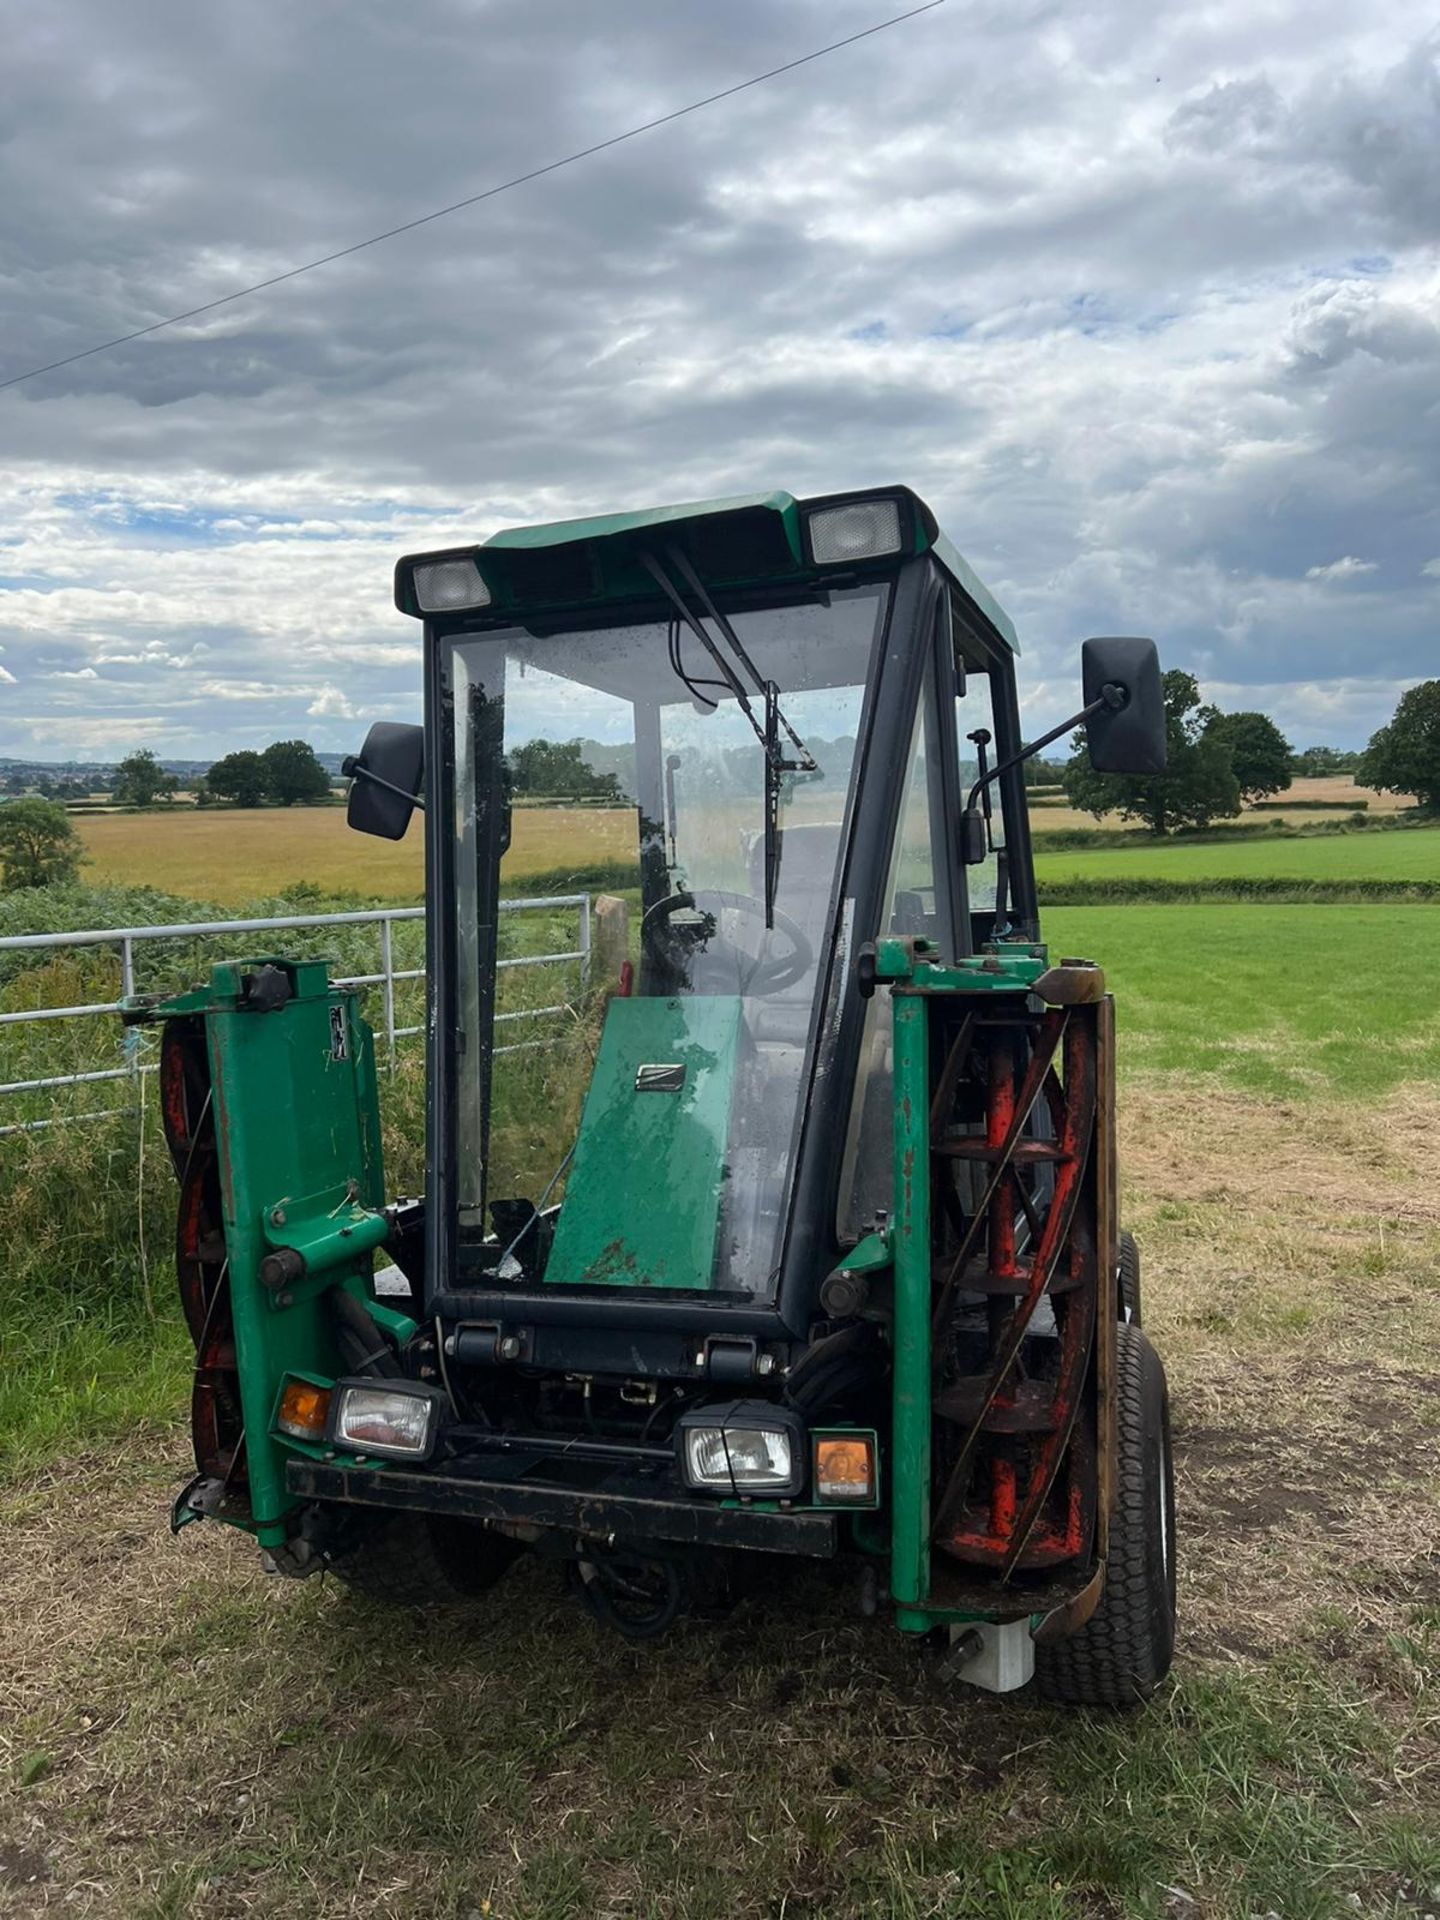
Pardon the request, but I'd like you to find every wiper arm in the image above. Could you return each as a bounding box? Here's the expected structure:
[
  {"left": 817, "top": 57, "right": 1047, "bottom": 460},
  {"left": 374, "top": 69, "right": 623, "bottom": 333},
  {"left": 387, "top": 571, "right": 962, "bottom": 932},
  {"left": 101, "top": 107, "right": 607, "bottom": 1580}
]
[
  {"left": 641, "top": 548, "right": 817, "bottom": 928},
  {"left": 666, "top": 547, "right": 816, "bottom": 777},
  {"left": 641, "top": 552, "right": 766, "bottom": 745}
]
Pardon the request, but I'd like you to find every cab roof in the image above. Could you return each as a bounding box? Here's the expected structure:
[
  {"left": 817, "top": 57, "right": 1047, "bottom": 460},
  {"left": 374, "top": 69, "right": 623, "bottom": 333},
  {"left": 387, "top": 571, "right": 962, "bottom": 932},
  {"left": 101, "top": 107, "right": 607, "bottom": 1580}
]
[{"left": 398, "top": 485, "right": 1018, "bottom": 653}]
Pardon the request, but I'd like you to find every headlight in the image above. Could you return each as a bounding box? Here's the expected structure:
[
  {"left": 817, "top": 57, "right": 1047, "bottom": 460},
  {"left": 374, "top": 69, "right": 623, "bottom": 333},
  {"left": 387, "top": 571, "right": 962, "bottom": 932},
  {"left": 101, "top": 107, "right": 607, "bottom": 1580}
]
[
  {"left": 412, "top": 556, "right": 491, "bottom": 613},
  {"left": 327, "top": 1380, "right": 446, "bottom": 1462},
  {"left": 678, "top": 1401, "right": 804, "bottom": 1496},
  {"left": 806, "top": 497, "right": 903, "bottom": 565}
]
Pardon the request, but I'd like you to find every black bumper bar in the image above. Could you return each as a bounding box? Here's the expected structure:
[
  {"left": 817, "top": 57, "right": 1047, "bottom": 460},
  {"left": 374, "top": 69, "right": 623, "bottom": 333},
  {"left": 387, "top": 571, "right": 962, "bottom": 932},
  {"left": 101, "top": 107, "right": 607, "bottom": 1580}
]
[{"left": 286, "top": 1457, "right": 839, "bottom": 1558}]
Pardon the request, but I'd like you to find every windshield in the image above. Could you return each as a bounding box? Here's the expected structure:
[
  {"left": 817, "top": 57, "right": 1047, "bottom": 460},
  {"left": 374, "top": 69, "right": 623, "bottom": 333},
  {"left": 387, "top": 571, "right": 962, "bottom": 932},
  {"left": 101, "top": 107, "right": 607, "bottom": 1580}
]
[{"left": 445, "top": 583, "right": 890, "bottom": 1301}]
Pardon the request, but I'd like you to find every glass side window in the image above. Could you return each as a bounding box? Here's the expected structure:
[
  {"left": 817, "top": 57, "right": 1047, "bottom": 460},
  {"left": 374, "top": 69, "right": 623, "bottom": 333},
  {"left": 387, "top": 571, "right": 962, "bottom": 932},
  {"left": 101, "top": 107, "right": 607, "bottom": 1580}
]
[
  {"left": 956, "top": 665, "right": 1002, "bottom": 919},
  {"left": 836, "top": 681, "right": 944, "bottom": 1242},
  {"left": 886, "top": 701, "right": 939, "bottom": 942}
]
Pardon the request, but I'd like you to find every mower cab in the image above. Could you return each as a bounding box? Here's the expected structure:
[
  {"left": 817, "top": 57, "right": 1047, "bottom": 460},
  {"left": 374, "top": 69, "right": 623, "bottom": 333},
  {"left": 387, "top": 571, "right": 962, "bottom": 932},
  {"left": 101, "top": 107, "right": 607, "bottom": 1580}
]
[{"left": 133, "top": 485, "right": 1175, "bottom": 1703}]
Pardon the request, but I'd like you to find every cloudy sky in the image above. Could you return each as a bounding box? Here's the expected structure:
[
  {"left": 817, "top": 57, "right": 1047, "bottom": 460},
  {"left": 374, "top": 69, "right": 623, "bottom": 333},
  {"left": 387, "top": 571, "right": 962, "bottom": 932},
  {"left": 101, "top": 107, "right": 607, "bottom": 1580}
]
[{"left": 2, "top": 0, "right": 1437, "bottom": 761}]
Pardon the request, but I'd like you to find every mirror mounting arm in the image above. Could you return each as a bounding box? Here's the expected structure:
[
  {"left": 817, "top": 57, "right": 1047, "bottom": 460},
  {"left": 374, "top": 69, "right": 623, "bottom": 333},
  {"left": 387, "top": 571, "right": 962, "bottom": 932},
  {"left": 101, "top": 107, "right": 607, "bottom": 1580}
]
[
  {"left": 964, "top": 686, "right": 1121, "bottom": 818},
  {"left": 959, "top": 686, "right": 1125, "bottom": 867},
  {"left": 342, "top": 755, "right": 426, "bottom": 814}
]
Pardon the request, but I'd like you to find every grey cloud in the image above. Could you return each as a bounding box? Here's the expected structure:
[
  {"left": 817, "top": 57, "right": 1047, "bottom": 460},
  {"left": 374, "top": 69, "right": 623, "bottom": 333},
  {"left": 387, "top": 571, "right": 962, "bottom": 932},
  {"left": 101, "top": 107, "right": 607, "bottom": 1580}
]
[{"left": 1, "top": 1, "right": 1439, "bottom": 756}]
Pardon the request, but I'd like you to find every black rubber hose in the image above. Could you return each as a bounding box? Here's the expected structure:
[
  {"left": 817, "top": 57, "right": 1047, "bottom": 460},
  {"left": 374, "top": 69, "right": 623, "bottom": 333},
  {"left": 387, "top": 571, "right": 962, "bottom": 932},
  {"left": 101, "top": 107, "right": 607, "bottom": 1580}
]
[
  {"left": 330, "top": 1288, "right": 403, "bottom": 1378},
  {"left": 784, "top": 1323, "right": 882, "bottom": 1410}
]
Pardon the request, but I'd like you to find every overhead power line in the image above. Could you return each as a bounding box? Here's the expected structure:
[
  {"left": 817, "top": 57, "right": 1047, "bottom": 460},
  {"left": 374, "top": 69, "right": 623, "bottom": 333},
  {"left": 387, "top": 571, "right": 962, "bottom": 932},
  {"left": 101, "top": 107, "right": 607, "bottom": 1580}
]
[{"left": 1, "top": 1, "right": 946, "bottom": 396}]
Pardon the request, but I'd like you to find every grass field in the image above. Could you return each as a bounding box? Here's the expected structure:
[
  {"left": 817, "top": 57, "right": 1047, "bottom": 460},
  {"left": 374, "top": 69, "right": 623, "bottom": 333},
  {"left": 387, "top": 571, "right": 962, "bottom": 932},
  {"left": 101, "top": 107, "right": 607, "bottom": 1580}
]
[
  {"left": 1036, "top": 823, "right": 1440, "bottom": 886},
  {"left": 1047, "top": 904, "right": 1440, "bottom": 1097},
  {"left": 3, "top": 862, "right": 1439, "bottom": 1910}
]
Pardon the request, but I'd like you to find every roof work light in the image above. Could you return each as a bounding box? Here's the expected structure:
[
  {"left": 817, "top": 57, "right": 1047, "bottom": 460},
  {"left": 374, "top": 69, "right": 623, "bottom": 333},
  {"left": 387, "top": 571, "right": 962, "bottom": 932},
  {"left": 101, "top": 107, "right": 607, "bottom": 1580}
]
[
  {"left": 412, "top": 555, "right": 491, "bottom": 613},
  {"left": 805, "top": 496, "right": 904, "bottom": 565}
]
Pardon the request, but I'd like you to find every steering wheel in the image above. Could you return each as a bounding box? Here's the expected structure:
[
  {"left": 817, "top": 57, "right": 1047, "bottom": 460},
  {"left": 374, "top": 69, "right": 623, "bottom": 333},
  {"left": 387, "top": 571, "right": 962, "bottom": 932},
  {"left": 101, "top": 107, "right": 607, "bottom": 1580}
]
[{"left": 641, "top": 889, "right": 813, "bottom": 996}]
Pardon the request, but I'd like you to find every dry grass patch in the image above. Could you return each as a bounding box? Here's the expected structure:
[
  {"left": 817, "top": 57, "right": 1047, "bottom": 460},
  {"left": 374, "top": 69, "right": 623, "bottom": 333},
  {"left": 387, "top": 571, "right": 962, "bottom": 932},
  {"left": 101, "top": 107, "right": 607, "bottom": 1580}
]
[{"left": 1122, "top": 1082, "right": 1440, "bottom": 1662}]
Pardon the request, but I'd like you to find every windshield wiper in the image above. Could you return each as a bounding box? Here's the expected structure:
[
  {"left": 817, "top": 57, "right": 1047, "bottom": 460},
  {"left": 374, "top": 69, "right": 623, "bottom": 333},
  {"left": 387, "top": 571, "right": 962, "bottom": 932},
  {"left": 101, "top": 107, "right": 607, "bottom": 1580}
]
[{"left": 641, "top": 549, "right": 816, "bottom": 926}]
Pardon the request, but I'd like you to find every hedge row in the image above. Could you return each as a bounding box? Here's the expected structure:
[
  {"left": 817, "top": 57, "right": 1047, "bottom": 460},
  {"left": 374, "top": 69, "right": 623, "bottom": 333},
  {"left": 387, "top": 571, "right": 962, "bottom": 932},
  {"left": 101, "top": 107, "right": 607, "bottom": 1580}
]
[{"left": 1251, "top": 798, "right": 1368, "bottom": 812}]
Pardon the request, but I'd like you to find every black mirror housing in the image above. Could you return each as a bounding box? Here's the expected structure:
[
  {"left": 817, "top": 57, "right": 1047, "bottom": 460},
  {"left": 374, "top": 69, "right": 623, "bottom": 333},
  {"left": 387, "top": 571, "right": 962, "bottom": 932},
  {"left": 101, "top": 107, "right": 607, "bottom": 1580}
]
[
  {"left": 1082, "top": 638, "right": 1166, "bottom": 775},
  {"left": 345, "top": 721, "right": 424, "bottom": 840},
  {"left": 959, "top": 808, "right": 989, "bottom": 866}
]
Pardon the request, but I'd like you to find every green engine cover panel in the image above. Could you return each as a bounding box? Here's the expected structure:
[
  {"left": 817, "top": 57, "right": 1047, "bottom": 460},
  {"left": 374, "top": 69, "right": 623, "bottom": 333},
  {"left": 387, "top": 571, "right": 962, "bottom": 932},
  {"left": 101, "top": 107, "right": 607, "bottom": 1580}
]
[{"left": 543, "top": 996, "right": 743, "bottom": 1290}]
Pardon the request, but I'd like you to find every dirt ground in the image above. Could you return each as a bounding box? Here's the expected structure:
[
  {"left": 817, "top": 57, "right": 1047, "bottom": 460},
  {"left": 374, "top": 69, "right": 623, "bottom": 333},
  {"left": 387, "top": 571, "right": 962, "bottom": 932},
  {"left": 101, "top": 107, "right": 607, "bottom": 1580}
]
[{"left": 2, "top": 1083, "right": 1438, "bottom": 1918}]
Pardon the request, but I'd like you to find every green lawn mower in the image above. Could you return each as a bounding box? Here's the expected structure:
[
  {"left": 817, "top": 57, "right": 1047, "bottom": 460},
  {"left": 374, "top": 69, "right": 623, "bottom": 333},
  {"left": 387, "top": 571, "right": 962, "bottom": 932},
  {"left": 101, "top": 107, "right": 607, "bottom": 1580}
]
[{"left": 128, "top": 485, "right": 1175, "bottom": 1704}]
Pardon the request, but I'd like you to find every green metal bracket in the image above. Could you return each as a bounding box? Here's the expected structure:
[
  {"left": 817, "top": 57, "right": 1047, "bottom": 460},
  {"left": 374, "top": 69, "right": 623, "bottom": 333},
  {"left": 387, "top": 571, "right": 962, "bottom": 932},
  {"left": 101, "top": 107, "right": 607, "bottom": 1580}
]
[
  {"left": 873, "top": 935, "right": 1049, "bottom": 995},
  {"left": 834, "top": 1228, "right": 893, "bottom": 1277}
]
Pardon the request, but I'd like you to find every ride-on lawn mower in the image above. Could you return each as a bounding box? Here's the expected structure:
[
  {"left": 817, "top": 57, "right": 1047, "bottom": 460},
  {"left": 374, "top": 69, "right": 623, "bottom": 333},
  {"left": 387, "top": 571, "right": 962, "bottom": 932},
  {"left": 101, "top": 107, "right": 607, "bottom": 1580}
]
[{"left": 127, "top": 486, "right": 1175, "bottom": 1704}]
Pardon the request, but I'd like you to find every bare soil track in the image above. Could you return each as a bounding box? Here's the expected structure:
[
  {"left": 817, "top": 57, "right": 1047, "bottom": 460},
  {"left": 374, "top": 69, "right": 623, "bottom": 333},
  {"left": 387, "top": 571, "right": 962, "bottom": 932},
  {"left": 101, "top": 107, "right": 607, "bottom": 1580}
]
[{"left": 2, "top": 1085, "right": 1438, "bottom": 1918}]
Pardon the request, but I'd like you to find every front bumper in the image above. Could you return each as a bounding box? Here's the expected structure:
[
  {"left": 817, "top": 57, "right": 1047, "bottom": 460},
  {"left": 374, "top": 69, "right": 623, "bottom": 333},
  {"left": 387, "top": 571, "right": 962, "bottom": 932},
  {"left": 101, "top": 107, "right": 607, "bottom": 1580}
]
[{"left": 285, "top": 1450, "right": 838, "bottom": 1557}]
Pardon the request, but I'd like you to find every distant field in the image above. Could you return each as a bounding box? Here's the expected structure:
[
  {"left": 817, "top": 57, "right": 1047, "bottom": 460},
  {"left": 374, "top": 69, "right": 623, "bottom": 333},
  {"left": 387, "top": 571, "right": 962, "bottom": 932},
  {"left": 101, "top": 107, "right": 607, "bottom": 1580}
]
[
  {"left": 72, "top": 787, "right": 1435, "bottom": 911},
  {"left": 1036, "top": 821, "right": 1439, "bottom": 885},
  {"left": 1026, "top": 774, "right": 1407, "bottom": 831},
  {"left": 74, "top": 805, "right": 637, "bottom": 903}
]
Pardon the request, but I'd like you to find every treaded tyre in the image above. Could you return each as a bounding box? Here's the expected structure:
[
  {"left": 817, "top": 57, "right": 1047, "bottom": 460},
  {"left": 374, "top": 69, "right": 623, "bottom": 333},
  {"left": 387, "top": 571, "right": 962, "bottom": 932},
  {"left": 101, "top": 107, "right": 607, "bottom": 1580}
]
[
  {"left": 1118, "top": 1229, "right": 1143, "bottom": 1326},
  {"left": 1035, "top": 1322, "right": 1175, "bottom": 1707},
  {"left": 325, "top": 1513, "right": 522, "bottom": 1606}
]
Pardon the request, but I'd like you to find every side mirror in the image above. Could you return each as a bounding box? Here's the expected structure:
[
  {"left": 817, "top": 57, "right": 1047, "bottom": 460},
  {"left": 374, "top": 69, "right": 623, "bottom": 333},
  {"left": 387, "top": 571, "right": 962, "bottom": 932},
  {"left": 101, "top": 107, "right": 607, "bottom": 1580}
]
[
  {"left": 1082, "top": 637, "right": 1166, "bottom": 775},
  {"left": 343, "top": 722, "right": 424, "bottom": 840}
]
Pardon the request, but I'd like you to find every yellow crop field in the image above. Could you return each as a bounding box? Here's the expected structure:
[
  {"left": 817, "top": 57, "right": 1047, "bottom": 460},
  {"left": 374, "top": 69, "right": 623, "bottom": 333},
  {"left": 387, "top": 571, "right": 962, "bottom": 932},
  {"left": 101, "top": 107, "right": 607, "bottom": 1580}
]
[
  {"left": 1026, "top": 774, "right": 1406, "bottom": 831},
  {"left": 75, "top": 805, "right": 636, "bottom": 904},
  {"left": 71, "top": 775, "right": 1412, "bottom": 903}
]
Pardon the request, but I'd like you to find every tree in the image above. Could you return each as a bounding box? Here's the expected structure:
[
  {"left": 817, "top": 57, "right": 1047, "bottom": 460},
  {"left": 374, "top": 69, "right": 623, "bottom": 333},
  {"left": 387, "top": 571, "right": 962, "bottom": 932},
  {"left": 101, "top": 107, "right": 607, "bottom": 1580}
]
[
  {"left": 114, "top": 748, "right": 177, "bottom": 808},
  {"left": 0, "top": 798, "right": 84, "bottom": 891},
  {"left": 207, "top": 749, "right": 269, "bottom": 809},
  {"left": 508, "top": 738, "right": 622, "bottom": 801},
  {"left": 1063, "top": 669, "right": 1241, "bottom": 834},
  {"left": 260, "top": 739, "right": 332, "bottom": 806},
  {"left": 1359, "top": 680, "right": 1440, "bottom": 812},
  {"left": 1199, "top": 708, "right": 1293, "bottom": 805},
  {"left": 1291, "top": 745, "right": 1359, "bottom": 779}
]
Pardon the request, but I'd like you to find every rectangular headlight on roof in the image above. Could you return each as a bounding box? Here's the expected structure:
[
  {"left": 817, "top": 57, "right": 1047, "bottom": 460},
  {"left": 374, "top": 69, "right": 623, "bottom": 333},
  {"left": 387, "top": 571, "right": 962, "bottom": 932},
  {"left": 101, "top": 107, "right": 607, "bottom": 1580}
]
[
  {"left": 412, "top": 556, "right": 491, "bottom": 613},
  {"left": 806, "top": 498, "right": 904, "bottom": 565}
]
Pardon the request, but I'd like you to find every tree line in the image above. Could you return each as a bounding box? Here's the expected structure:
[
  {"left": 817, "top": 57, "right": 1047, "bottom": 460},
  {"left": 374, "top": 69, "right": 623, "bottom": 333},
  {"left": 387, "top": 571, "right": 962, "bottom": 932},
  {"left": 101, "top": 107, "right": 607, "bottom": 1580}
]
[
  {"left": 1064, "top": 675, "right": 1440, "bottom": 833},
  {"left": 3, "top": 681, "right": 1437, "bottom": 892}
]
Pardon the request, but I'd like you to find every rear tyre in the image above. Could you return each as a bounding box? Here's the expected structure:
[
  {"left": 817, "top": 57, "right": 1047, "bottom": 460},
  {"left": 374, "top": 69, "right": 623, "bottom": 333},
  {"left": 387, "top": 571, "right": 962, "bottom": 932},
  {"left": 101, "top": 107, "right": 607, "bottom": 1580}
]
[
  {"left": 1034, "top": 1322, "right": 1175, "bottom": 1708},
  {"left": 325, "top": 1513, "right": 522, "bottom": 1606},
  {"left": 1117, "top": 1229, "right": 1142, "bottom": 1326}
]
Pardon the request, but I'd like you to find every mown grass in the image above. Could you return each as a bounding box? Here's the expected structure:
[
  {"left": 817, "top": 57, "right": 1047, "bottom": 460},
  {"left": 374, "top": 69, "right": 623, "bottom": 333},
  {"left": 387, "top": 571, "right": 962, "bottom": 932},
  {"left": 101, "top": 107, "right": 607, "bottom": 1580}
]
[
  {"left": 1035, "top": 822, "right": 1440, "bottom": 886},
  {"left": 1045, "top": 904, "right": 1440, "bottom": 1099}
]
